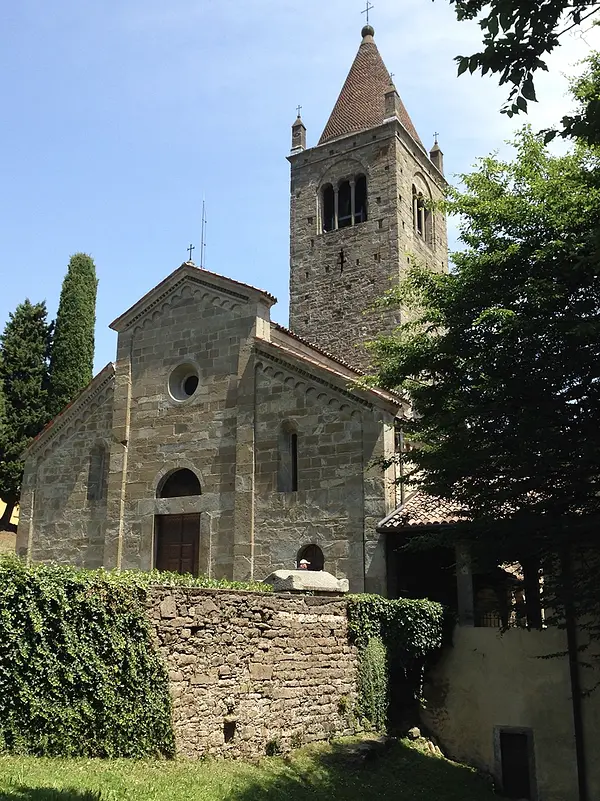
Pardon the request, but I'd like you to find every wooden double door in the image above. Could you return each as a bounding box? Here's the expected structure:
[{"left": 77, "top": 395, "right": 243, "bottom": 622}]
[{"left": 155, "top": 514, "right": 200, "bottom": 576}]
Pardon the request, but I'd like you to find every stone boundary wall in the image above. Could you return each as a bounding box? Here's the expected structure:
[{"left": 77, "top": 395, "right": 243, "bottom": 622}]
[{"left": 146, "top": 588, "right": 359, "bottom": 759}]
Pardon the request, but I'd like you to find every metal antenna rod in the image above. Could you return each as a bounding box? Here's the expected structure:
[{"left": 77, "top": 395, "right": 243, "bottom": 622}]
[{"left": 200, "top": 198, "right": 207, "bottom": 269}]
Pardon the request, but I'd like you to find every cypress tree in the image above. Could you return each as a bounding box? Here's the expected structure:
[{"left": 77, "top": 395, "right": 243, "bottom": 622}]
[
  {"left": 48, "top": 252, "right": 98, "bottom": 419},
  {"left": 0, "top": 300, "right": 52, "bottom": 526}
]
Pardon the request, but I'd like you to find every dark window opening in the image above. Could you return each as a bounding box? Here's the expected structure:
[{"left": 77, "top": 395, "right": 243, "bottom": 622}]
[
  {"left": 322, "top": 184, "right": 335, "bottom": 232},
  {"left": 297, "top": 544, "right": 324, "bottom": 571},
  {"left": 155, "top": 513, "right": 200, "bottom": 576},
  {"left": 412, "top": 185, "right": 432, "bottom": 243},
  {"left": 183, "top": 375, "right": 199, "bottom": 396},
  {"left": 338, "top": 180, "right": 352, "bottom": 228},
  {"left": 278, "top": 423, "right": 299, "bottom": 492},
  {"left": 499, "top": 730, "right": 533, "bottom": 799},
  {"left": 87, "top": 443, "right": 108, "bottom": 502},
  {"left": 386, "top": 540, "right": 458, "bottom": 608},
  {"left": 224, "top": 720, "right": 236, "bottom": 743},
  {"left": 473, "top": 560, "right": 543, "bottom": 629},
  {"left": 354, "top": 174, "right": 367, "bottom": 223},
  {"left": 158, "top": 468, "right": 202, "bottom": 498}
]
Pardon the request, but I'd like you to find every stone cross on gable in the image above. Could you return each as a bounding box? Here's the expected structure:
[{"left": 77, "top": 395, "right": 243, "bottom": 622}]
[{"left": 187, "top": 244, "right": 195, "bottom": 261}]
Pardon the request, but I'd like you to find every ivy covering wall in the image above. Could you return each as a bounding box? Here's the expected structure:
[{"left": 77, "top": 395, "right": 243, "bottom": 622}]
[
  {"left": 347, "top": 595, "right": 445, "bottom": 731},
  {"left": 0, "top": 558, "right": 270, "bottom": 758}
]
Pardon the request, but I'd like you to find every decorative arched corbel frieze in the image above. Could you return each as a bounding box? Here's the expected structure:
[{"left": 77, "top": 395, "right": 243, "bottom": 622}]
[{"left": 255, "top": 351, "right": 369, "bottom": 417}]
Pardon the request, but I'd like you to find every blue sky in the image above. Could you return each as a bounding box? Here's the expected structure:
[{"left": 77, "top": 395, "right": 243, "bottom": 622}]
[{"left": 1, "top": 0, "right": 598, "bottom": 373}]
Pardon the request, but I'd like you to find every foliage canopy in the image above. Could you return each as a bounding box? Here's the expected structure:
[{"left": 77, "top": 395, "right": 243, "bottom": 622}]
[
  {"left": 368, "top": 128, "right": 600, "bottom": 629},
  {"left": 0, "top": 301, "right": 51, "bottom": 524},
  {"left": 48, "top": 252, "right": 98, "bottom": 419},
  {"left": 439, "top": 0, "right": 600, "bottom": 125}
]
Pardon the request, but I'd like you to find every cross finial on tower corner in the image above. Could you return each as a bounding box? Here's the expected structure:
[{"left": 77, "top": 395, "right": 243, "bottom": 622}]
[
  {"left": 296, "top": 104, "right": 302, "bottom": 118},
  {"left": 434, "top": 131, "right": 440, "bottom": 144},
  {"left": 362, "top": 1, "right": 374, "bottom": 25}
]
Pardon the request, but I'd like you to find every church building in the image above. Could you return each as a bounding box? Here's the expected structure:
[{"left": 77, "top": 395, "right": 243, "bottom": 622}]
[{"left": 17, "top": 25, "right": 447, "bottom": 593}]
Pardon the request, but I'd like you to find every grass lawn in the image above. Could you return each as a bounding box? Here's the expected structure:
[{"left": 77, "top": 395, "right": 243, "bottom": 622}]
[{"left": 0, "top": 738, "right": 505, "bottom": 801}]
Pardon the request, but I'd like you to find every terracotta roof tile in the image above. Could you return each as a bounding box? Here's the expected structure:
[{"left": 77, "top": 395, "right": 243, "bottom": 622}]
[
  {"left": 378, "top": 491, "right": 469, "bottom": 530},
  {"left": 319, "top": 30, "right": 424, "bottom": 149}
]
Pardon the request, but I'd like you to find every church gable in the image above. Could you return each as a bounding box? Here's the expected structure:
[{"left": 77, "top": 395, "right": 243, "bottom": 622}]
[{"left": 110, "top": 262, "right": 275, "bottom": 334}]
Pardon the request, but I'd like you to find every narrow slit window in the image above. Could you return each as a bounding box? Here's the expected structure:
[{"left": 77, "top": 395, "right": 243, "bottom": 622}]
[
  {"left": 290, "top": 433, "right": 298, "bottom": 491},
  {"left": 87, "top": 443, "right": 108, "bottom": 502},
  {"left": 278, "top": 423, "right": 299, "bottom": 492}
]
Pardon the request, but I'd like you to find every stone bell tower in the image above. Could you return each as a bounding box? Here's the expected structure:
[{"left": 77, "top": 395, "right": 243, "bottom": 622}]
[{"left": 288, "top": 24, "right": 448, "bottom": 370}]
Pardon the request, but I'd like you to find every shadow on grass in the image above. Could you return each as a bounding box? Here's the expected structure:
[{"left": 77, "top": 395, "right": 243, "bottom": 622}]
[
  {"left": 232, "top": 740, "right": 503, "bottom": 801},
  {"left": 0, "top": 790, "right": 100, "bottom": 800}
]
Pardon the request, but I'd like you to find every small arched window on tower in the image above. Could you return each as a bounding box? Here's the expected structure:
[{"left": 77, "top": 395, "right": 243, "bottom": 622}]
[
  {"left": 277, "top": 421, "right": 299, "bottom": 492},
  {"left": 321, "top": 184, "right": 335, "bottom": 233},
  {"left": 412, "top": 185, "right": 432, "bottom": 243},
  {"left": 338, "top": 180, "right": 352, "bottom": 228},
  {"left": 354, "top": 174, "right": 367, "bottom": 224}
]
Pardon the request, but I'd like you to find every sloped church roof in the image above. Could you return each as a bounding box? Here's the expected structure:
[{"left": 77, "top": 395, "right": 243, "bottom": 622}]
[{"left": 319, "top": 25, "right": 424, "bottom": 149}]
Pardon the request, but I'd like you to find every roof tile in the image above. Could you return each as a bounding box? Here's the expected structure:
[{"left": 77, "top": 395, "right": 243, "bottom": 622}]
[{"left": 378, "top": 491, "right": 468, "bottom": 530}]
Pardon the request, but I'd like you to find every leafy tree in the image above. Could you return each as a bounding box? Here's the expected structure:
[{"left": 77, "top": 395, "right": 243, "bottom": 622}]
[
  {"left": 367, "top": 128, "right": 600, "bottom": 631},
  {"left": 439, "top": 0, "right": 600, "bottom": 137},
  {"left": 0, "top": 301, "right": 52, "bottom": 526},
  {"left": 48, "top": 252, "right": 98, "bottom": 419}
]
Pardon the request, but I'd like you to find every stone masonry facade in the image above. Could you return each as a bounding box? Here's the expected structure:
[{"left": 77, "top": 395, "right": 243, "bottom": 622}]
[
  {"left": 18, "top": 265, "right": 401, "bottom": 593},
  {"left": 147, "top": 587, "right": 359, "bottom": 759}
]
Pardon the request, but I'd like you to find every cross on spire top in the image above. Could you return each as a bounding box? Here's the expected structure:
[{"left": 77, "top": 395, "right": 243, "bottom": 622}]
[
  {"left": 433, "top": 131, "right": 440, "bottom": 144},
  {"left": 362, "top": 1, "right": 374, "bottom": 25},
  {"left": 296, "top": 104, "right": 302, "bottom": 118}
]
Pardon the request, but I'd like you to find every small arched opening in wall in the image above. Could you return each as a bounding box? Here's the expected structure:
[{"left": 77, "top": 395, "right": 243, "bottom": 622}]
[
  {"left": 318, "top": 159, "right": 369, "bottom": 233},
  {"left": 297, "top": 543, "right": 325, "bottom": 571},
  {"left": 411, "top": 174, "right": 434, "bottom": 247},
  {"left": 157, "top": 468, "right": 202, "bottom": 499}
]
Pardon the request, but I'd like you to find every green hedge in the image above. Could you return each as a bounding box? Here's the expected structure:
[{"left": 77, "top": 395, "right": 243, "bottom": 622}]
[
  {"left": 347, "top": 595, "right": 445, "bottom": 731},
  {"left": 0, "top": 558, "right": 271, "bottom": 758}
]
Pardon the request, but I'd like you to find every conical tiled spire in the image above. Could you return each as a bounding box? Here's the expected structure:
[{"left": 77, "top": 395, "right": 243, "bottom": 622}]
[{"left": 318, "top": 26, "right": 424, "bottom": 149}]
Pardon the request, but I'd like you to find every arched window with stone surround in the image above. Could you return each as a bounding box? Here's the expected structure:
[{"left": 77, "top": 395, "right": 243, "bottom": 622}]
[
  {"left": 297, "top": 543, "right": 324, "bottom": 571},
  {"left": 157, "top": 468, "right": 202, "bottom": 498},
  {"left": 87, "top": 442, "right": 108, "bottom": 502},
  {"left": 277, "top": 421, "right": 298, "bottom": 492}
]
